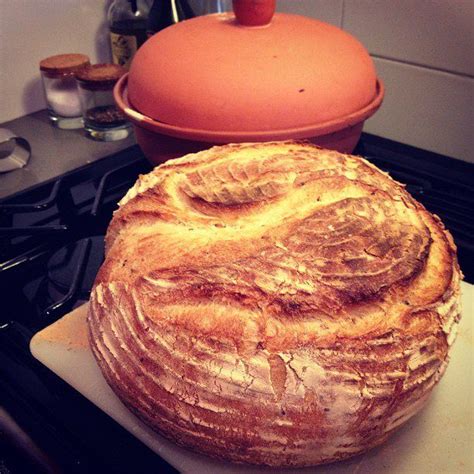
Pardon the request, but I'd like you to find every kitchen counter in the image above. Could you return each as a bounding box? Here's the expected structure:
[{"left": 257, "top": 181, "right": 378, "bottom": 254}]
[{"left": 0, "top": 110, "right": 136, "bottom": 201}]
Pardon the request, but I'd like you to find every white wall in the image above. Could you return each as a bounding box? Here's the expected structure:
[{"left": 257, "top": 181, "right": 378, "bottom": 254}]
[
  {"left": 1, "top": 0, "right": 473, "bottom": 162},
  {"left": 0, "top": 0, "right": 112, "bottom": 123}
]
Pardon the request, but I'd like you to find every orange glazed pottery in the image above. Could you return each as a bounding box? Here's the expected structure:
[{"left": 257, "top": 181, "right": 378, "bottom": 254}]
[{"left": 115, "top": 0, "right": 384, "bottom": 165}]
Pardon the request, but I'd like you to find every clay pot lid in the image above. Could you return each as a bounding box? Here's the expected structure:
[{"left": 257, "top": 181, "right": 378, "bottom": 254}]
[
  {"left": 76, "top": 64, "right": 127, "bottom": 90},
  {"left": 39, "top": 53, "right": 90, "bottom": 77},
  {"left": 127, "top": 0, "right": 379, "bottom": 134}
]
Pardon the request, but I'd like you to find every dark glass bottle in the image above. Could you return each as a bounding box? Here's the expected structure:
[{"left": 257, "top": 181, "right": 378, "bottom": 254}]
[
  {"left": 146, "top": 0, "right": 195, "bottom": 38},
  {"left": 108, "top": 0, "right": 151, "bottom": 70}
]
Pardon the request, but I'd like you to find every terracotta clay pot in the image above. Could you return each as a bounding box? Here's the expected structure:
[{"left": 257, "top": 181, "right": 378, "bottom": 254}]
[{"left": 115, "top": 0, "right": 384, "bottom": 165}]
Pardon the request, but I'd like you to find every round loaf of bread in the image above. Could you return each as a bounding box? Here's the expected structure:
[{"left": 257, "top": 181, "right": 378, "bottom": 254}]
[{"left": 88, "top": 141, "right": 461, "bottom": 467}]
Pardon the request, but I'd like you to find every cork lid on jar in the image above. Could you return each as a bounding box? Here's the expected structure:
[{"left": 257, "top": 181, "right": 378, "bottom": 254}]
[
  {"left": 39, "top": 53, "right": 90, "bottom": 78},
  {"left": 76, "top": 64, "right": 127, "bottom": 91}
]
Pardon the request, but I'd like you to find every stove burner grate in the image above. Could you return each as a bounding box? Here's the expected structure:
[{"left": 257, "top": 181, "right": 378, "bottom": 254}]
[{"left": 41, "top": 236, "right": 106, "bottom": 320}]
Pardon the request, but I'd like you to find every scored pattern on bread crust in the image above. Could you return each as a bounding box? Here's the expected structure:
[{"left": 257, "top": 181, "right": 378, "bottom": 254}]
[{"left": 88, "top": 142, "right": 461, "bottom": 467}]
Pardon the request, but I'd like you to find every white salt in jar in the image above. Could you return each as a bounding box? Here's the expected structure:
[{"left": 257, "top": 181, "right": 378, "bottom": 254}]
[{"left": 39, "top": 54, "right": 90, "bottom": 129}]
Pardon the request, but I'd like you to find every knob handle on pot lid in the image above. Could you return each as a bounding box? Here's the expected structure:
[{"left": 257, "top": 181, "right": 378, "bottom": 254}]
[{"left": 232, "top": 0, "right": 276, "bottom": 27}]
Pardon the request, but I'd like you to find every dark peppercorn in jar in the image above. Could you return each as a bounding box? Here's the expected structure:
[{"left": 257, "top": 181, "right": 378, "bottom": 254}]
[{"left": 76, "top": 64, "right": 130, "bottom": 141}]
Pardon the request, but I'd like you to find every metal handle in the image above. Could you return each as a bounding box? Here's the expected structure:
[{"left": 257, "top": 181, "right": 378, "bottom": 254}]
[{"left": 0, "top": 128, "right": 31, "bottom": 173}]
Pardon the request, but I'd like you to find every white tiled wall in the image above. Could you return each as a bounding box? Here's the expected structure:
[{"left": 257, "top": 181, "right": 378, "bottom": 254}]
[
  {"left": 343, "top": 0, "right": 474, "bottom": 76},
  {"left": 367, "top": 58, "right": 473, "bottom": 161},
  {"left": 341, "top": 0, "right": 474, "bottom": 163},
  {"left": 1, "top": 0, "right": 473, "bottom": 162}
]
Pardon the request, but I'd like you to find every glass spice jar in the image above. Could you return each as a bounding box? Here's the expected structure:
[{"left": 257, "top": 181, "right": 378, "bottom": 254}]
[
  {"left": 39, "top": 53, "right": 91, "bottom": 129},
  {"left": 76, "top": 64, "right": 130, "bottom": 141}
]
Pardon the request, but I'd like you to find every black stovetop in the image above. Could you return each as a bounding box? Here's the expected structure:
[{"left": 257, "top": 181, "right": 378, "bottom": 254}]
[{"left": 0, "top": 135, "right": 473, "bottom": 473}]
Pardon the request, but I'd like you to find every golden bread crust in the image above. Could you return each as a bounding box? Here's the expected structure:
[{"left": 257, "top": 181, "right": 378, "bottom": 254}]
[{"left": 88, "top": 141, "right": 461, "bottom": 466}]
